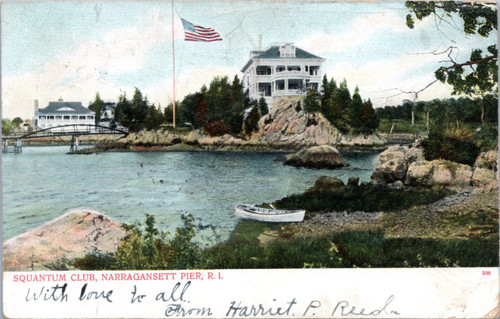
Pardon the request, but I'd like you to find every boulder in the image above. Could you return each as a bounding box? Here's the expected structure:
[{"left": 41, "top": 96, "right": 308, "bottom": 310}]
[
  {"left": 405, "top": 147, "right": 424, "bottom": 164},
  {"left": 284, "top": 145, "right": 349, "bottom": 169},
  {"left": 471, "top": 167, "right": 498, "bottom": 187},
  {"left": 404, "top": 160, "right": 434, "bottom": 185},
  {"left": 310, "top": 176, "right": 345, "bottom": 191},
  {"left": 371, "top": 145, "right": 409, "bottom": 183},
  {"left": 3, "top": 208, "right": 126, "bottom": 271},
  {"left": 474, "top": 150, "right": 498, "bottom": 171},
  {"left": 405, "top": 159, "right": 472, "bottom": 187}
]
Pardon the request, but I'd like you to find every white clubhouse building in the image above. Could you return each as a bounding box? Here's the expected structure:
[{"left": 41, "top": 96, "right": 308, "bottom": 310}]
[
  {"left": 34, "top": 99, "right": 95, "bottom": 129},
  {"left": 241, "top": 42, "right": 325, "bottom": 110}
]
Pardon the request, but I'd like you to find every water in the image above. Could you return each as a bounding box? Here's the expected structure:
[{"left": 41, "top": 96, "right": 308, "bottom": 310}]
[{"left": 2, "top": 146, "right": 379, "bottom": 245}]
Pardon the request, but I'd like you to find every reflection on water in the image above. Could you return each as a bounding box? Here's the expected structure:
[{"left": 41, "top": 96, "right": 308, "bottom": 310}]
[{"left": 2, "top": 146, "right": 379, "bottom": 244}]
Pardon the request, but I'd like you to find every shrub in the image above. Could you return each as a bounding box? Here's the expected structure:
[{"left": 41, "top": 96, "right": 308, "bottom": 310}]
[
  {"left": 474, "top": 123, "right": 498, "bottom": 151},
  {"left": 204, "top": 119, "right": 231, "bottom": 136},
  {"left": 275, "top": 184, "right": 453, "bottom": 213},
  {"left": 72, "top": 213, "right": 202, "bottom": 270},
  {"left": 203, "top": 237, "right": 266, "bottom": 269},
  {"left": 422, "top": 127, "right": 481, "bottom": 166}
]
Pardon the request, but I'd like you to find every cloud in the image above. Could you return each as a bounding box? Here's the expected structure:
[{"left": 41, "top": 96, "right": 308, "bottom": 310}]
[
  {"left": 327, "top": 53, "right": 455, "bottom": 107},
  {"left": 1, "top": 8, "right": 187, "bottom": 119},
  {"left": 297, "top": 11, "right": 426, "bottom": 54},
  {"left": 146, "top": 66, "right": 241, "bottom": 106}
]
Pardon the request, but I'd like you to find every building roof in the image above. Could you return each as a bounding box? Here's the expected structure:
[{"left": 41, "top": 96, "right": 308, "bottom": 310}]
[
  {"left": 38, "top": 101, "right": 94, "bottom": 115},
  {"left": 255, "top": 46, "right": 322, "bottom": 59},
  {"left": 241, "top": 44, "right": 324, "bottom": 72}
]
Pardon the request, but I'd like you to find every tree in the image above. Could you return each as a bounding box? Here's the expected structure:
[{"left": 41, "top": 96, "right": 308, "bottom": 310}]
[
  {"left": 89, "top": 92, "right": 104, "bottom": 125},
  {"left": 244, "top": 106, "right": 260, "bottom": 136},
  {"left": 12, "top": 117, "right": 23, "bottom": 129},
  {"left": 406, "top": 1, "right": 497, "bottom": 95},
  {"left": 2, "top": 119, "right": 13, "bottom": 135},
  {"left": 258, "top": 97, "right": 269, "bottom": 116},
  {"left": 180, "top": 93, "right": 197, "bottom": 127},
  {"left": 349, "top": 86, "right": 363, "bottom": 130},
  {"left": 194, "top": 93, "right": 208, "bottom": 128},
  {"left": 304, "top": 88, "right": 321, "bottom": 112},
  {"left": 360, "top": 100, "right": 379, "bottom": 133},
  {"left": 115, "top": 93, "right": 132, "bottom": 129},
  {"left": 205, "top": 76, "right": 232, "bottom": 122}
]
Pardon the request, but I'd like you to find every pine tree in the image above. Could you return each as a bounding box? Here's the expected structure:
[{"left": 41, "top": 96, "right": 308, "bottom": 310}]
[
  {"left": 258, "top": 97, "right": 269, "bottom": 116},
  {"left": 89, "top": 92, "right": 104, "bottom": 125},
  {"left": 349, "top": 86, "right": 363, "bottom": 131},
  {"left": 361, "top": 99, "right": 379, "bottom": 133},
  {"left": 244, "top": 106, "right": 260, "bottom": 135},
  {"left": 304, "top": 88, "right": 320, "bottom": 112}
]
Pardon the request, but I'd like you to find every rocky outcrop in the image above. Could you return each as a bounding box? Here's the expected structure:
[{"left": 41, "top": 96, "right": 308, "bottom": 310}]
[
  {"left": 115, "top": 97, "right": 385, "bottom": 152},
  {"left": 3, "top": 208, "right": 126, "bottom": 271},
  {"left": 284, "top": 145, "right": 348, "bottom": 169},
  {"left": 255, "top": 97, "right": 385, "bottom": 147},
  {"left": 371, "top": 146, "right": 498, "bottom": 190}
]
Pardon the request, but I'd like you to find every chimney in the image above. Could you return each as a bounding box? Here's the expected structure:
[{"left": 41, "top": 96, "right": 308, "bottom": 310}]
[{"left": 34, "top": 100, "right": 39, "bottom": 114}]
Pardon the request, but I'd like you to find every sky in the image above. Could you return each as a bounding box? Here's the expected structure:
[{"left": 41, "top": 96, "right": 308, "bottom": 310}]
[{"left": 1, "top": 0, "right": 497, "bottom": 119}]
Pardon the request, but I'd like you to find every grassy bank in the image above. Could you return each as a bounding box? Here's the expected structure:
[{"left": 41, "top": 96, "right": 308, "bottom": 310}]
[
  {"left": 274, "top": 183, "right": 453, "bottom": 213},
  {"left": 70, "top": 184, "right": 498, "bottom": 270}
]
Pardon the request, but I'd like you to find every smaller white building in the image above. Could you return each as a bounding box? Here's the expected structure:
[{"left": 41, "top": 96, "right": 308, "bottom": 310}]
[
  {"left": 101, "top": 105, "right": 114, "bottom": 120},
  {"left": 34, "top": 99, "right": 95, "bottom": 129}
]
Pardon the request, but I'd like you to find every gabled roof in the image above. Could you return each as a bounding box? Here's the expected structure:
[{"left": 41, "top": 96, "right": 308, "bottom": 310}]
[
  {"left": 38, "top": 102, "right": 94, "bottom": 115},
  {"left": 241, "top": 44, "right": 324, "bottom": 72}
]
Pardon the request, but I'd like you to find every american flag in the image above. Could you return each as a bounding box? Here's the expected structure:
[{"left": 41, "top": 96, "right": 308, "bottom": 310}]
[{"left": 181, "top": 18, "right": 222, "bottom": 42}]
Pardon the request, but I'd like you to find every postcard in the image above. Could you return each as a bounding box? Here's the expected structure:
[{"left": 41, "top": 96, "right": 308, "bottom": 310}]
[{"left": 2, "top": 0, "right": 498, "bottom": 318}]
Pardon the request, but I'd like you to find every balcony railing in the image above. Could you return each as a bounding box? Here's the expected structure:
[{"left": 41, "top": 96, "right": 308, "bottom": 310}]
[{"left": 256, "top": 71, "right": 322, "bottom": 79}]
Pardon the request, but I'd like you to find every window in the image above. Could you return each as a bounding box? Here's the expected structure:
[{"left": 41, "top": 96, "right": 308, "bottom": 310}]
[
  {"left": 279, "top": 43, "right": 296, "bottom": 57},
  {"left": 79, "top": 116, "right": 86, "bottom": 120},
  {"left": 72, "top": 116, "right": 78, "bottom": 120},
  {"left": 63, "top": 116, "right": 70, "bottom": 120},
  {"left": 39, "top": 116, "right": 46, "bottom": 120},
  {"left": 276, "top": 80, "right": 285, "bottom": 90},
  {"left": 88, "top": 116, "right": 94, "bottom": 120},
  {"left": 256, "top": 66, "right": 272, "bottom": 75},
  {"left": 56, "top": 116, "right": 62, "bottom": 119}
]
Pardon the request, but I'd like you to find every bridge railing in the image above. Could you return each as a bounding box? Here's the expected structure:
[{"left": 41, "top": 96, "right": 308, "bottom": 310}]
[{"left": 19, "top": 124, "right": 128, "bottom": 139}]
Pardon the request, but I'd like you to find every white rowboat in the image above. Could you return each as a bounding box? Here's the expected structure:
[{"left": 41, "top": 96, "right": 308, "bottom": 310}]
[{"left": 234, "top": 204, "right": 305, "bottom": 222}]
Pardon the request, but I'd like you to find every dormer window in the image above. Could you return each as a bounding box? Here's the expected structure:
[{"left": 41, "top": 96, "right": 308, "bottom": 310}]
[{"left": 279, "top": 43, "right": 296, "bottom": 58}]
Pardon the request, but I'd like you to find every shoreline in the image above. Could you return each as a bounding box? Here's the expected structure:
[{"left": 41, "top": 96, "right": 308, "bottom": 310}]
[
  {"left": 3, "top": 186, "right": 497, "bottom": 271},
  {"left": 69, "top": 142, "right": 387, "bottom": 154}
]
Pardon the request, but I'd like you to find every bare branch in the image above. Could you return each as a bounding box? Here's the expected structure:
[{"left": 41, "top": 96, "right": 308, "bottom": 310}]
[
  {"left": 405, "top": 46, "right": 458, "bottom": 56},
  {"left": 378, "top": 79, "right": 440, "bottom": 104}
]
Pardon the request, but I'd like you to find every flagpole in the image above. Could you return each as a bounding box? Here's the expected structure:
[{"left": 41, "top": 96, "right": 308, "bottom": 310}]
[{"left": 171, "top": 0, "right": 176, "bottom": 128}]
